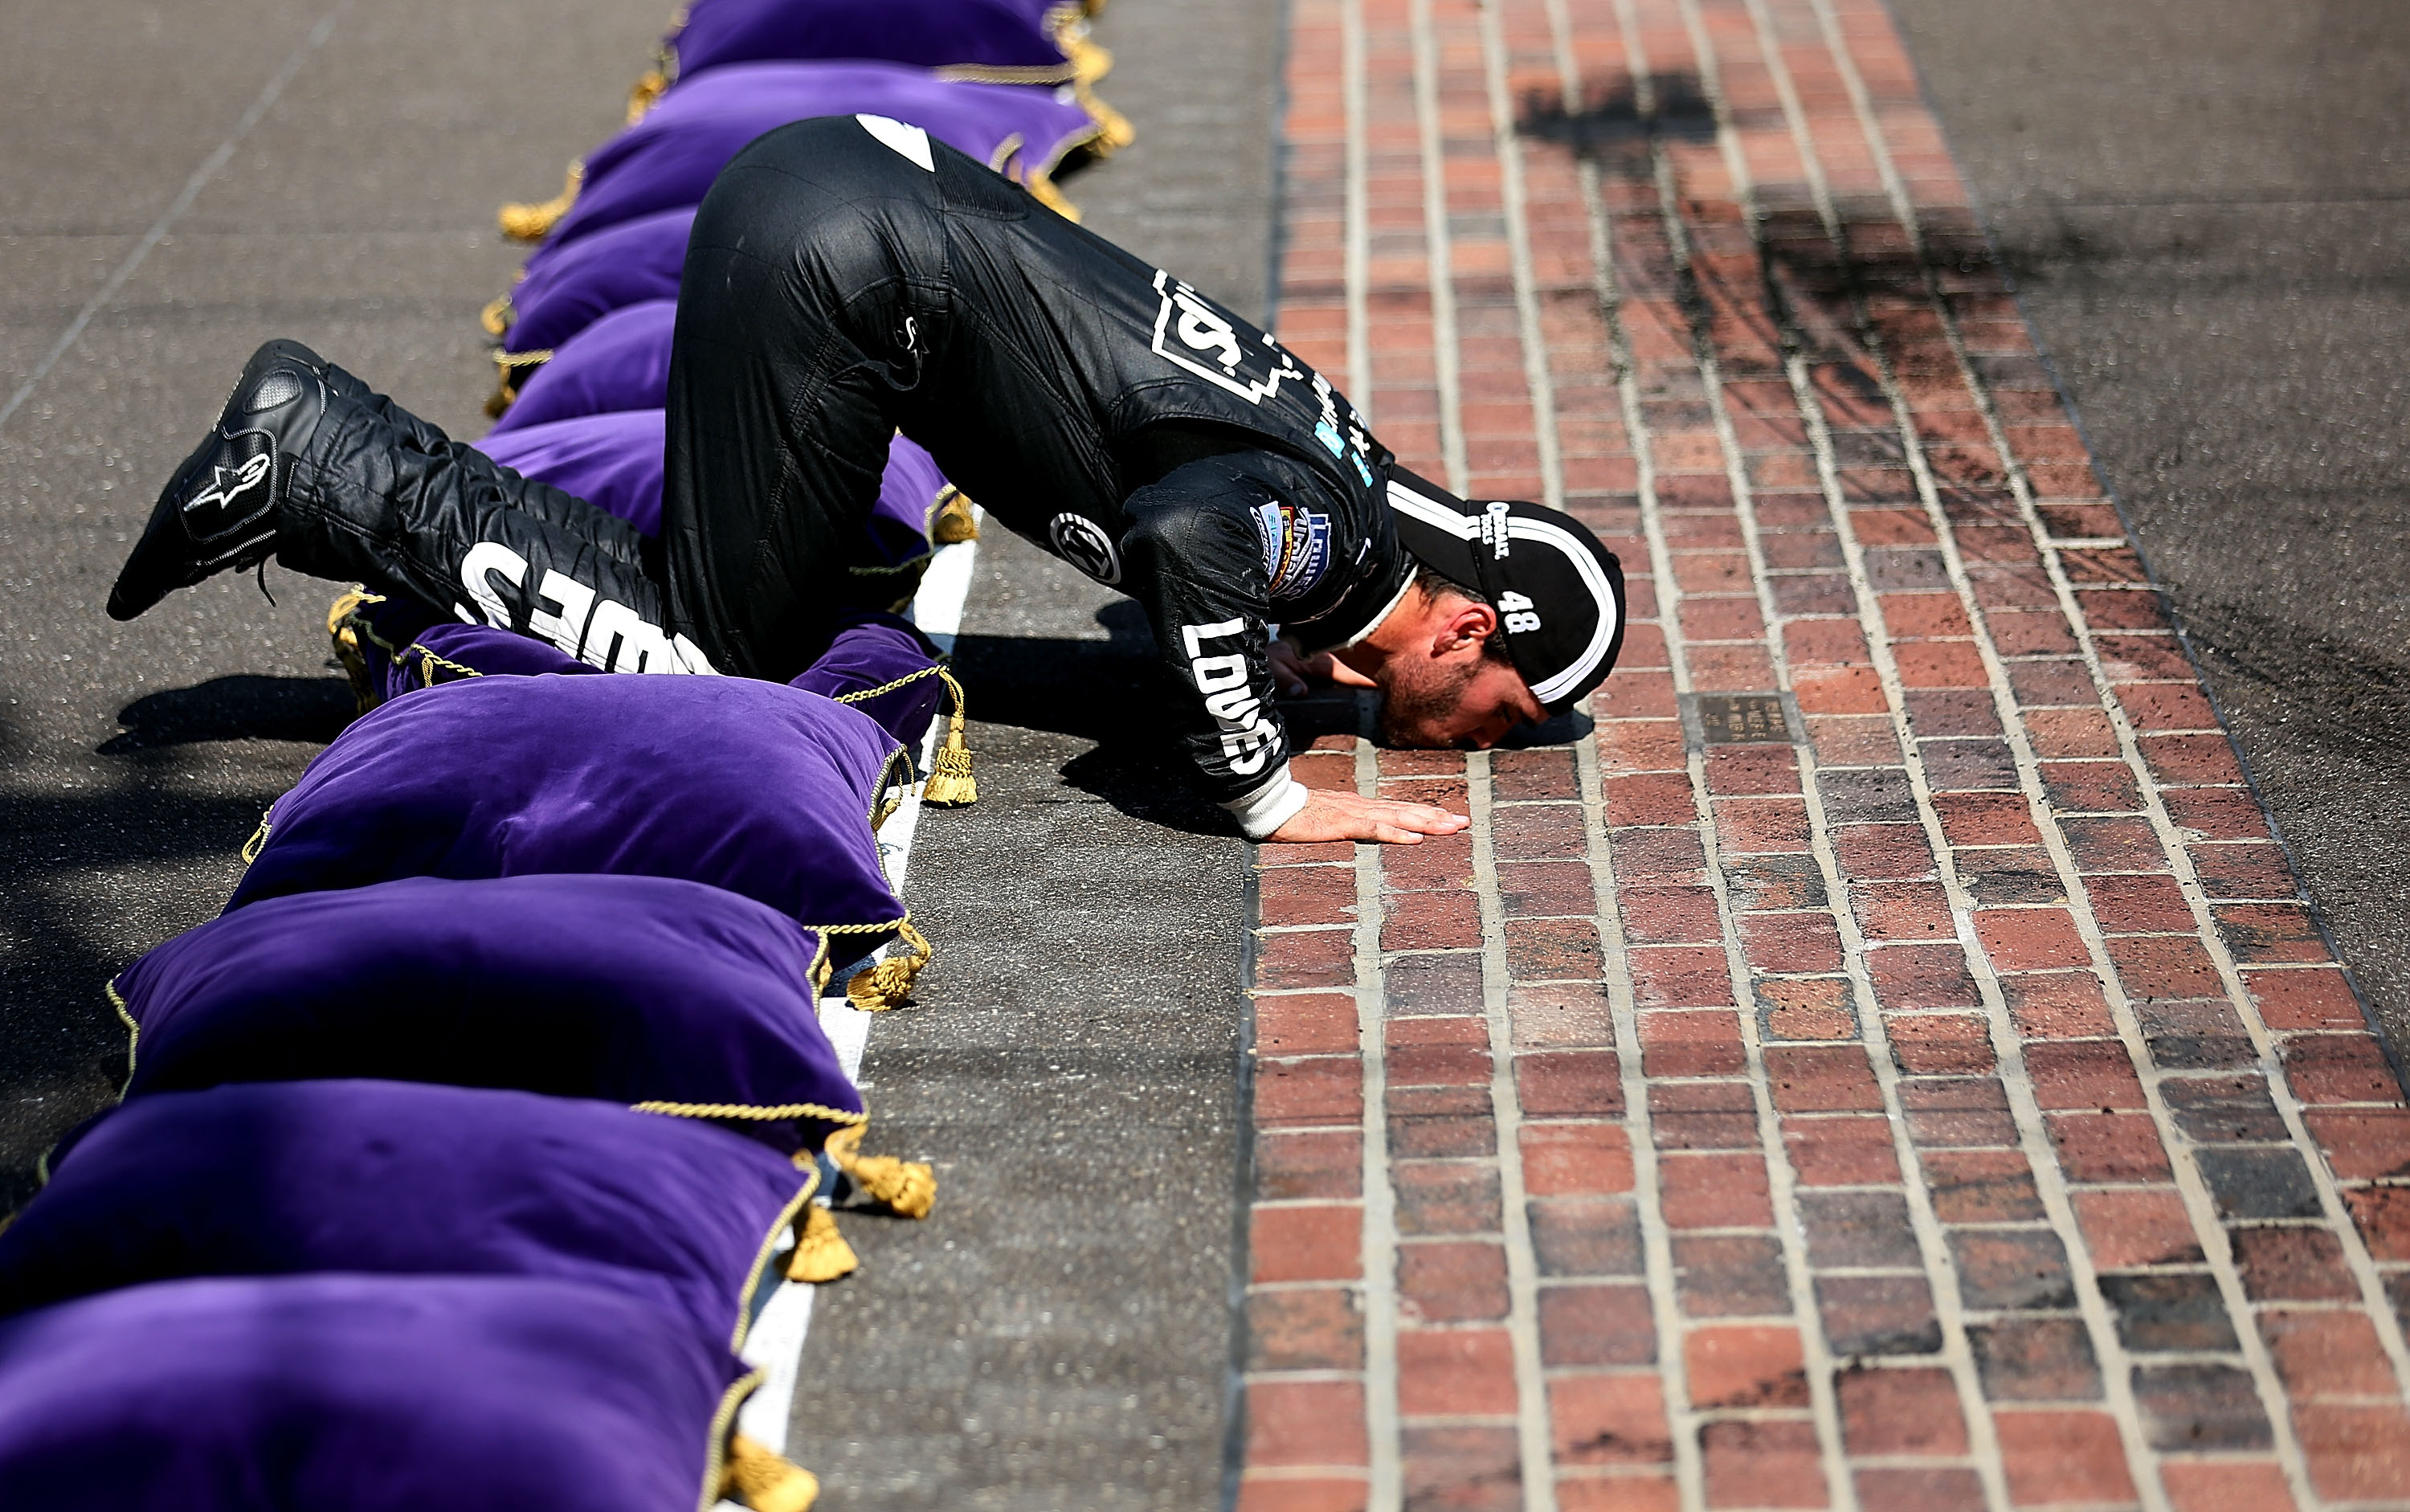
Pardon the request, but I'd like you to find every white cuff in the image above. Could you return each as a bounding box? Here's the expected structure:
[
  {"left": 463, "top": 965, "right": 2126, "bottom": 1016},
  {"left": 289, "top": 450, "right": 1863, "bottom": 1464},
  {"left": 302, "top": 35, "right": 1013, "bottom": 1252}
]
[{"left": 1224, "top": 766, "right": 1313, "bottom": 840}]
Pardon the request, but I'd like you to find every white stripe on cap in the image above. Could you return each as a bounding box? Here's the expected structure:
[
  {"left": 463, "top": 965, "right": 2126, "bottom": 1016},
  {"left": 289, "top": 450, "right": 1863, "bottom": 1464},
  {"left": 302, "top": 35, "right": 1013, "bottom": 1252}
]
[
  {"left": 1386, "top": 478, "right": 1479, "bottom": 537},
  {"left": 1509, "top": 516, "right": 1620, "bottom": 704},
  {"left": 856, "top": 114, "right": 935, "bottom": 171}
]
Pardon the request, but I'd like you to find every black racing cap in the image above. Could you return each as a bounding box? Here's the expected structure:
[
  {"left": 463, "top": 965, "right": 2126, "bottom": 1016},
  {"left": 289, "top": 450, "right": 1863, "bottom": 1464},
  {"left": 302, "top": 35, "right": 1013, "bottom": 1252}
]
[{"left": 1384, "top": 467, "right": 1628, "bottom": 714}]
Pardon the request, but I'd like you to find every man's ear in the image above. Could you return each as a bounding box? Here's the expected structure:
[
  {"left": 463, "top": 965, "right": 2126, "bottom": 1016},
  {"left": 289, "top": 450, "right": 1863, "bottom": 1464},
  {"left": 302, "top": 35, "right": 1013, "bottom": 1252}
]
[{"left": 1434, "top": 595, "right": 1499, "bottom": 657}]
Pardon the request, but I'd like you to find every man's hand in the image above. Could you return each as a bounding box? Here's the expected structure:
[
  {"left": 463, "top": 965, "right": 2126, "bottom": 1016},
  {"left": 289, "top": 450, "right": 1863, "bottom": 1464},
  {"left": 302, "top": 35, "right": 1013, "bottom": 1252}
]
[{"left": 1268, "top": 786, "right": 1470, "bottom": 844}]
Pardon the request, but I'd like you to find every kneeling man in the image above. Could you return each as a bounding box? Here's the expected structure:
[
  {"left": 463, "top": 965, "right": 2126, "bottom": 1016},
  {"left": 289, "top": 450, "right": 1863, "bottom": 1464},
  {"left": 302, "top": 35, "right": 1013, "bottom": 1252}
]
[{"left": 111, "top": 113, "right": 1627, "bottom": 845}]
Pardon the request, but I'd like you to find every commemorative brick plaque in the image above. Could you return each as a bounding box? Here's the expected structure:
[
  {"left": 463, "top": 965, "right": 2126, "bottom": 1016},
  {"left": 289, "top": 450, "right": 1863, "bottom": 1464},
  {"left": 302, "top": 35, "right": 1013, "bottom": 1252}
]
[{"left": 1691, "top": 692, "right": 1795, "bottom": 745}]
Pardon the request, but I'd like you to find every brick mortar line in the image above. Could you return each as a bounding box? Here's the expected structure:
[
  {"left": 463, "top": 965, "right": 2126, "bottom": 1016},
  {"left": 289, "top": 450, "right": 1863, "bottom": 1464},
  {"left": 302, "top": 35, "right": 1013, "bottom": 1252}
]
[
  {"left": 1564, "top": 4, "right": 1705, "bottom": 1496},
  {"left": 1472, "top": 0, "right": 1566, "bottom": 512},
  {"left": 1604, "top": 4, "right": 1861, "bottom": 1503},
  {"left": 1343, "top": 0, "right": 1372, "bottom": 419},
  {"left": 1669, "top": 2, "right": 2017, "bottom": 1502},
  {"left": 1406, "top": 0, "right": 1468, "bottom": 492},
  {"left": 1465, "top": 748, "right": 1563, "bottom": 1512},
  {"left": 1356, "top": 739, "right": 1407, "bottom": 1508},
  {"left": 1696, "top": 14, "right": 2178, "bottom": 1498},
  {"left": 1798, "top": 0, "right": 2410, "bottom": 1418}
]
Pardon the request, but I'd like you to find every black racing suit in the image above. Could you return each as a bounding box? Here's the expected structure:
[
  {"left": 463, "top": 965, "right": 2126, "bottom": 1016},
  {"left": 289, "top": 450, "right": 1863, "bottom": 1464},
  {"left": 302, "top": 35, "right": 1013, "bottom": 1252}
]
[{"left": 275, "top": 114, "right": 1415, "bottom": 835}]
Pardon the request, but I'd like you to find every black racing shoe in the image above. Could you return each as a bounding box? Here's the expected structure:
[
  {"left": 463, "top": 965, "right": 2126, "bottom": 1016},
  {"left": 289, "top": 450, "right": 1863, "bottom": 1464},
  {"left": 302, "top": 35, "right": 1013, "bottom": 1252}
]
[{"left": 107, "top": 339, "right": 330, "bottom": 621}]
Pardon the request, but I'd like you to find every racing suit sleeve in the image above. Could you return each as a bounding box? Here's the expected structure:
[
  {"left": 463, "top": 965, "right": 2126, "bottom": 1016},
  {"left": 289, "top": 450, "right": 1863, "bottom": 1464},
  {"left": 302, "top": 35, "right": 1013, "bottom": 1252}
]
[{"left": 1115, "top": 460, "right": 1311, "bottom": 839}]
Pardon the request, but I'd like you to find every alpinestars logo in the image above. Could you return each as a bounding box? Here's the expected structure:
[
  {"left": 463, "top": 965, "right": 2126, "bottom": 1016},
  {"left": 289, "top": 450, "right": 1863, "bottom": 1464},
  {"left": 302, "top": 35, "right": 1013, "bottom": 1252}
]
[
  {"left": 1150, "top": 270, "right": 1305, "bottom": 405},
  {"left": 185, "top": 447, "right": 272, "bottom": 520},
  {"left": 1048, "top": 512, "right": 1123, "bottom": 586}
]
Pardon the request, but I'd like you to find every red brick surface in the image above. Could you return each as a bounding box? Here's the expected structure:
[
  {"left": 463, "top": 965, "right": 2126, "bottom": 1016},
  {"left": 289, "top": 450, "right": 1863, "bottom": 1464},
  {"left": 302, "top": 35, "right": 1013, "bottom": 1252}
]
[{"left": 1239, "top": 0, "right": 2410, "bottom": 1506}]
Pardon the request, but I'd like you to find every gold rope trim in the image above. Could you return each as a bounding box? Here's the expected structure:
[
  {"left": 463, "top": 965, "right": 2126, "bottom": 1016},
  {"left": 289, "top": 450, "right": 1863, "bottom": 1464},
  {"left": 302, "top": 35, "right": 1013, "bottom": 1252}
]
[
  {"left": 106, "top": 980, "right": 139, "bottom": 1081},
  {"left": 484, "top": 348, "right": 553, "bottom": 419},
  {"left": 498, "top": 161, "right": 582, "bottom": 243},
  {"left": 239, "top": 804, "right": 273, "bottom": 864},
  {"left": 630, "top": 1099, "right": 868, "bottom": 1126},
  {"left": 730, "top": 1167, "right": 820, "bottom": 1351},
  {"left": 696, "top": 1369, "right": 765, "bottom": 1512},
  {"left": 479, "top": 294, "right": 513, "bottom": 338},
  {"left": 830, "top": 663, "right": 945, "bottom": 706},
  {"left": 404, "top": 642, "right": 485, "bottom": 689},
  {"left": 931, "top": 60, "right": 1080, "bottom": 86}
]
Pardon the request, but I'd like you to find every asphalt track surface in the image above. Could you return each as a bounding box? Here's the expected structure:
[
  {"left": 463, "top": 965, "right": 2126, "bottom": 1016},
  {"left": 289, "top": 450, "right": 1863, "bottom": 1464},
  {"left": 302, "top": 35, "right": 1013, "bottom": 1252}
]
[
  {"left": 1885, "top": 0, "right": 2410, "bottom": 1052},
  {"left": 0, "top": 0, "right": 1273, "bottom": 1504}
]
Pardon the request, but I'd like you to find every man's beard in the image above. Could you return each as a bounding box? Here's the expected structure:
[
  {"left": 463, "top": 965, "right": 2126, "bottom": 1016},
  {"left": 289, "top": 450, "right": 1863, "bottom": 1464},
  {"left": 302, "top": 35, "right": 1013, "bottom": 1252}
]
[{"left": 1375, "top": 652, "right": 1484, "bottom": 748}]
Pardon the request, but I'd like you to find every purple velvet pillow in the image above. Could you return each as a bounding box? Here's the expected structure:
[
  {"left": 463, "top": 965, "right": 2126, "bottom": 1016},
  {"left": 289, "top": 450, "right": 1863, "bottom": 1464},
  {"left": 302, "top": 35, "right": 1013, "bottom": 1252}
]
[
  {"left": 472, "top": 408, "right": 950, "bottom": 578},
  {"left": 116, "top": 874, "right": 864, "bottom": 1156},
  {"left": 660, "top": 0, "right": 1076, "bottom": 84},
  {"left": 490, "top": 218, "right": 688, "bottom": 372},
  {"left": 540, "top": 65, "right": 1099, "bottom": 251},
  {"left": 476, "top": 408, "right": 668, "bottom": 532},
  {"left": 0, "top": 1274, "right": 754, "bottom": 1512},
  {"left": 227, "top": 676, "right": 911, "bottom": 947},
  {"left": 2, "top": 1080, "right": 814, "bottom": 1349},
  {"left": 488, "top": 298, "right": 678, "bottom": 434},
  {"left": 336, "top": 594, "right": 952, "bottom": 757}
]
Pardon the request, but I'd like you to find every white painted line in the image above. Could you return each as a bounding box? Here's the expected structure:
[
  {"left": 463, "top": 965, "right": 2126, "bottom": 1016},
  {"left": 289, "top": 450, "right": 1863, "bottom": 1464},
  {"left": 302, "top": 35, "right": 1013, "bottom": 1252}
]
[{"left": 733, "top": 518, "right": 983, "bottom": 1463}]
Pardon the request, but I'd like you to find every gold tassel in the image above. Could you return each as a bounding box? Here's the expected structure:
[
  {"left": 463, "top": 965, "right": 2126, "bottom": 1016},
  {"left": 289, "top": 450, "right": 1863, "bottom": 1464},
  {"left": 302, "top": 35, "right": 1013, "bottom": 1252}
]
[
  {"left": 927, "top": 487, "right": 981, "bottom": 545},
  {"left": 722, "top": 1434, "right": 819, "bottom": 1512},
  {"left": 1067, "top": 31, "right": 1113, "bottom": 84},
  {"left": 1024, "top": 170, "right": 1080, "bottom": 222},
  {"left": 625, "top": 68, "right": 668, "bottom": 125},
  {"left": 325, "top": 586, "right": 385, "bottom": 717},
  {"left": 823, "top": 1123, "right": 937, "bottom": 1220},
  {"left": 845, "top": 918, "right": 932, "bottom": 1011},
  {"left": 478, "top": 294, "right": 513, "bottom": 338},
  {"left": 921, "top": 669, "right": 978, "bottom": 807},
  {"left": 783, "top": 1203, "right": 857, "bottom": 1284},
  {"left": 484, "top": 349, "right": 550, "bottom": 419},
  {"left": 497, "top": 162, "right": 582, "bottom": 242}
]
